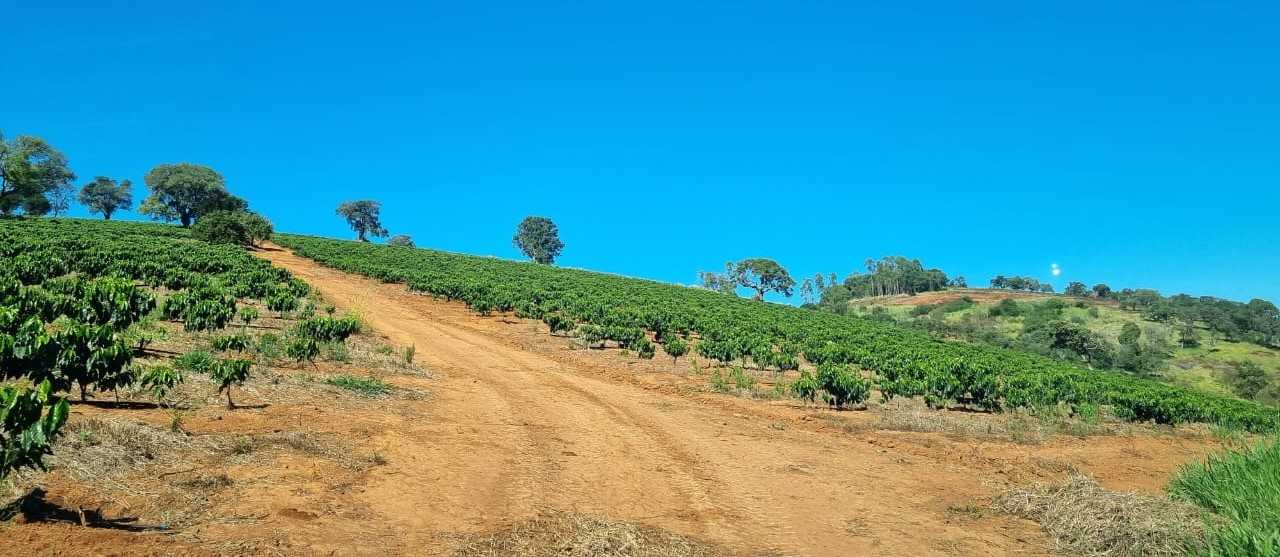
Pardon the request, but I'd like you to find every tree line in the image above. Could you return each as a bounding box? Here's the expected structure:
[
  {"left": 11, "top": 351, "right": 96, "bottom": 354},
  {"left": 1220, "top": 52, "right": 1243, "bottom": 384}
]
[{"left": 1, "top": 129, "right": 272, "bottom": 246}]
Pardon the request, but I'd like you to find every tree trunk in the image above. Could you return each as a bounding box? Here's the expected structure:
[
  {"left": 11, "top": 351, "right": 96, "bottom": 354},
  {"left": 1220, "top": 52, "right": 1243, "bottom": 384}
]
[
  {"left": 226, "top": 388, "right": 235, "bottom": 410},
  {"left": 79, "top": 383, "right": 87, "bottom": 402},
  {"left": 180, "top": 214, "right": 192, "bottom": 227}
]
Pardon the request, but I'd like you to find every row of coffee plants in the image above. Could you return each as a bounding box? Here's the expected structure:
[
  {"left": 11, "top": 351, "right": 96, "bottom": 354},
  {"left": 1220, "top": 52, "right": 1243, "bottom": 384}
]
[
  {"left": 0, "top": 218, "right": 308, "bottom": 477},
  {"left": 275, "top": 233, "right": 1280, "bottom": 432}
]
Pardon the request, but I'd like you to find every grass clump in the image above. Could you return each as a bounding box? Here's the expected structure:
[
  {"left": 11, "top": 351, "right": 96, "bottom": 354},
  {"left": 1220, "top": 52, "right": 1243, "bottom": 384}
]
[
  {"left": 995, "top": 472, "right": 1205, "bottom": 556},
  {"left": 1167, "top": 437, "right": 1280, "bottom": 556},
  {"left": 325, "top": 374, "right": 392, "bottom": 397}
]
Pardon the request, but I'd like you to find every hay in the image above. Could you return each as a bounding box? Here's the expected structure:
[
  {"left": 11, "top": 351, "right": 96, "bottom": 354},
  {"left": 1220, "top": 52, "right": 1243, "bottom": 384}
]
[
  {"left": 453, "top": 510, "right": 716, "bottom": 557},
  {"left": 995, "top": 473, "right": 1204, "bottom": 557}
]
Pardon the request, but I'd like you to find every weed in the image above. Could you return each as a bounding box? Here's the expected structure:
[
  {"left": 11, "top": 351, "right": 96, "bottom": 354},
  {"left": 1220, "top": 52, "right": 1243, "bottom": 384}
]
[{"left": 325, "top": 374, "right": 392, "bottom": 397}]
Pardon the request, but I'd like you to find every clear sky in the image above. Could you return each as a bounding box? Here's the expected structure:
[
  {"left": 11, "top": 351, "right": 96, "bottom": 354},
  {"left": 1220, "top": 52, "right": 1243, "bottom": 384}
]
[{"left": 5, "top": 1, "right": 1278, "bottom": 303}]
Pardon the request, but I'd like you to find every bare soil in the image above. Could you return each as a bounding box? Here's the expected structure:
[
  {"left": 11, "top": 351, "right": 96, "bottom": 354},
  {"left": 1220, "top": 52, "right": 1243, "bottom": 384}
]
[
  {"left": 2, "top": 247, "right": 1227, "bottom": 556},
  {"left": 854, "top": 288, "right": 1106, "bottom": 307}
]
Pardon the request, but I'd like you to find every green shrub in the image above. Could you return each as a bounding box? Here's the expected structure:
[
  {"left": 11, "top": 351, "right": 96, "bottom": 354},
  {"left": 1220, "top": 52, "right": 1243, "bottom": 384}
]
[
  {"left": 817, "top": 363, "right": 871, "bottom": 409},
  {"left": 542, "top": 313, "right": 574, "bottom": 335},
  {"left": 634, "top": 338, "right": 656, "bottom": 359},
  {"left": 212, "top": 333, "right": 251, "bottom": 352},
  {"left": 663, "top": 337, "right": 689, "bottom": 362},
  {"left": 210, "top": 359, "right": 252, "bottom": 409}
]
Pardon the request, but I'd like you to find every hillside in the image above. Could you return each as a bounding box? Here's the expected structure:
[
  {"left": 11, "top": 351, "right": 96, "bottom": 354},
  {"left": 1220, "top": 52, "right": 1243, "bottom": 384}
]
[
  {"left": 2, "top": 219, "right": 1278, "bottom": 556},
  {"left": 848, "top": 289, "right": 1280, "bottom": 402}
]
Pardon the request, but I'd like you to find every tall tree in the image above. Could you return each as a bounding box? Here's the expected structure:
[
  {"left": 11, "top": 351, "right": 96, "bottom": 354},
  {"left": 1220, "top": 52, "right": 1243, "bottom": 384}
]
[
  {"left": 1065, "top": 282, "right": 1088, "bottom": 296},
  {"left": 513, "top": 216, "right": 564, "bottom": 264},
  {"left": 1092, "top": 283, "right": 1112, "bottom": 299},
  {"left": 139, "top": 163, "right": 239, "bottom": 227},
  {"left": 733, "top": 258, "right": 795, "bottom": 301},
  {"left": 336, "top": 200, "right": 388, "bottom": 242},
  {"left": 0, "top": 132, "right": 76, "bottom": 216},
  {"left": 78, "top": 177, "right": 133, "bottom": 220}
]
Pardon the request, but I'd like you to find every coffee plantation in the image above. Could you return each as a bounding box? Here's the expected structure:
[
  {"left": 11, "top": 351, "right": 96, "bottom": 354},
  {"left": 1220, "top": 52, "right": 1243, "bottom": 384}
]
[{"left": 275, "top": 233, "right": 1280, "bottom": 432}]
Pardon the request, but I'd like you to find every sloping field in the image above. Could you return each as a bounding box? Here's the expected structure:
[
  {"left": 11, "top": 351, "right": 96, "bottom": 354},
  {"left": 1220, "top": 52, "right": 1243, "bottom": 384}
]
[{"left": 0, "top": 220, "right": 1267, "bottom": 555}]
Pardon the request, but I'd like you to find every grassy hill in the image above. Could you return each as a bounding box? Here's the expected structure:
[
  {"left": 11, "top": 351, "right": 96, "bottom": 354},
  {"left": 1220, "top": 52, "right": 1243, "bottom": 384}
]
[{"left": 847, "top": 288, "right": 1280, "bottom": 403}]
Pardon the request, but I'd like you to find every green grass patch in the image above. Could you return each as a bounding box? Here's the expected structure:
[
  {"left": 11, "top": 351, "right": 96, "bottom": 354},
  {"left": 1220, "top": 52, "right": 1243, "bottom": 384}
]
[
  {"left": 324, "top": 374, "right": 392, "bottom": 397},
  {"left": 1168, "top": 437, "right": 1280, "bottom": 555}
]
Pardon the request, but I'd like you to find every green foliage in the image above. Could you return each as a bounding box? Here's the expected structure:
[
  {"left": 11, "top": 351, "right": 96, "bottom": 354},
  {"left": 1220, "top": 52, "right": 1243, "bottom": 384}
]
[
  {"left": 0, "top": 380, "right": 69, "bottom": 479},
  {"left": 1227, "top": 361, "right": 1271, "bottom": 401},
  {"left": 790, "top": 370, "right": 820, "bottom": 403},
  {"left": 285, "top": 335, "right": 320, "bottom": 364},
  {"left": 542, "top": 313, "right": 574, "bottom": 335},
  {"left": 139, "top": 365, "right": 184, "bottom": 405},
  {"left": 816, "top": 364, "right": 870, "bottom": 409},
  {"left": 577, "top": 324, "right": 607, "bottom": 348},
  {"left": 1168, "top": 438, "right": 1280, "bottom": 555},
  {"left": 210, "top": 358, "right": 252, "bottom": 409},
  {"left": 0, "top": 132, "right": 76, "bottom": 217},
  {"left": 238, "top": 306, "right": 259, "bottom": 329},
  {"left": 163, "top": 286, "right": 237, "bottom": 332},
  {"left": 701, "top": 258, "right": 796, "bottom": 300},
  {"left": 191, "top": 210, "right": 271, "bottom": 246},
  {"left": 295, "top": 315, "right": 361, "bottom": 343},
  {"left": 78, "top": 176, "right": 133, "bottom": 220},
  {"left": 175, "top": 350, "right": 215, "bottom": 373},
  {"left": 336, "top": 200, "right": 387, "bottom": 242},
  {"left": 140, "top": 163, "right": 243, "bottom": 227},
  {"left": 988, "top": 298, "right": 1022, "bottom": 317},
  {"left": 266, "top": 291, "right": 298, "bottom": 318},
  {"left": 326, "top": 374, "right": 391, "bottom": 397},
  {"left": 634, "top": 337, "right": 656, "bottom": 359},
  {"left": 272, "top": 233, "right": 1280, "bottom": 432},
  {"left": 212, "top": 333, "right": 251, "bottom": 352},
  {"left": 387, "top": 234, "right": 414, "bottom": 248},
  {"left": 663, "top": 337, "right": 689, "bottom": 362},
  {"left": 513, "top": 216, "right": 564, "bottom": 264}
]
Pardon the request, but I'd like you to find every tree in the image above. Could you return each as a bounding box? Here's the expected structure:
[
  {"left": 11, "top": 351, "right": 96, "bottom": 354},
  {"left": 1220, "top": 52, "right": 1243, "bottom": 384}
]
[
  {"left": 734, "top": 258, "right": 795, "bottom": 301},
  {"left": 1118, "top": 322, "right": 1142, "bottom": 348},
  {"left": 240, "top": 212, "right": 273, "bottom": 246},
  {"left": 388, "top": 234, "right": 414, "bottom": 247},
  {"left": 78, "top": 177, "right": 133, "bottom": 220},
  {"left": 513, "top": 216, "right": 564, "bottom": 264},
  {"left": 140, "top": 163, "right": 240, "bottom": 227},
  {"left": 1092, "top": 283, "right": 1112, "bottom": 299},
  {"left": 211, "top": 359, "right": 252, "bottom": 409},
  {"left": 191, "top": 210, "right": 252, "bottom": 245},
  {"left": 0, "top": 132, "right": 76, "bottom": 216},
  {"left": 952, "top": 276, "right": 968, "bottom": 288},
  {"left": 1226, "top": 361, "right": 1269, "bottom": 400},
  {"left": 699, "top": 262, "right": 741, "bottom": 296},
  {"left": 336, "top": 200, "right": 388, "bottom": 242},
  {"left": 1065, "top": 282, "right": 1088, "bottom": 296}
]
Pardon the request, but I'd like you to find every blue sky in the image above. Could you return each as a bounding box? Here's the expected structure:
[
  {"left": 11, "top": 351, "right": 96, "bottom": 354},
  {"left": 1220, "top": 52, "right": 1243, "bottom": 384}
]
[{"left": 5, "top": 1, "right": 1278, "bottom": 303}]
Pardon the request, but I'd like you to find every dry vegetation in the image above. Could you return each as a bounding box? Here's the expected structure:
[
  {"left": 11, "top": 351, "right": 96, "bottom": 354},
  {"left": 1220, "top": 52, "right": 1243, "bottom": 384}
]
[
  {"left": 450, "top": 511, "right": 727, "bottom": 557},
  {"left": 995, "top": 473, "right": 1206, "bottom": 557}
]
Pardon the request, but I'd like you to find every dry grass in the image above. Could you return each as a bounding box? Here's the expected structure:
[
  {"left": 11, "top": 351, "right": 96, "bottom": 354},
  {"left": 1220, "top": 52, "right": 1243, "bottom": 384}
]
[
  {"left": 452, "top": 510, "right": 718, "bottom": 557},
  {"left": 994, "top": 472, "right": 1205, "bottom": 557},
  {"left": 49, "top": 416, "right": 196, "bottom": 484}
]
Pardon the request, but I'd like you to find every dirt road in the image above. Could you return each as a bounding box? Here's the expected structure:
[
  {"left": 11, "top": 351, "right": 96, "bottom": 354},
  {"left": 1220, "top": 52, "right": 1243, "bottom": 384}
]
[{"left": 254, "top": 245, "right": 1212, "bottom": 556}]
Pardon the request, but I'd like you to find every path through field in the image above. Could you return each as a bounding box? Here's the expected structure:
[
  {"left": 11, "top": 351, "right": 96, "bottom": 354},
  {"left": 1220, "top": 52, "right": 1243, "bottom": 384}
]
[{"left": 255, "top": 244, "right": 1214, "bottom": 556}]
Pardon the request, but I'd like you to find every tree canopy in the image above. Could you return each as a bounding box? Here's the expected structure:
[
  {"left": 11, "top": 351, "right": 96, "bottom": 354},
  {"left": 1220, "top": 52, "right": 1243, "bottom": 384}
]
[
  {"left": 139, "top": 163, "right": 242, "bottom": 227},
  {"left": 387, "top": 234, "right": 415, "bottom": 247},
  {"left": 0, "top": 132, "right": 76, "bottom": 216},
  {"left": 513, "top": 216, "right": 564, "bottom": 264},
  {"left": 78, "top": 177, "right": 133, "bottom": 220},
  {"left": 701, "top": 259, "right": 795, "bottom": 300},
  {"left": 336, "top": 200, "right": 388, "bottom": 242}
]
